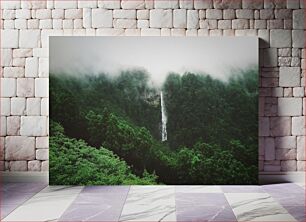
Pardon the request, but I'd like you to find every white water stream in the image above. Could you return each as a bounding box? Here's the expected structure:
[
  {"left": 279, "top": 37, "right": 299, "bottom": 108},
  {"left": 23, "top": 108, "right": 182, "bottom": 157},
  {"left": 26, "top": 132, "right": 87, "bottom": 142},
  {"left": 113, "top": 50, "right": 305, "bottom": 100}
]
[{"left": 160, "top": 91, "right": 167, "bottom": 141}]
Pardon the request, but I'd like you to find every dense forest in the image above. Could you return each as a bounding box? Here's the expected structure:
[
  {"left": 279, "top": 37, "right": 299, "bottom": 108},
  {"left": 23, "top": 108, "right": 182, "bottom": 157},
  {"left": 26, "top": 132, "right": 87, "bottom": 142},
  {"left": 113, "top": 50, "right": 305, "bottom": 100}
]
[{"left": 50, "top": 68, "right": 258, "bottom": 185}]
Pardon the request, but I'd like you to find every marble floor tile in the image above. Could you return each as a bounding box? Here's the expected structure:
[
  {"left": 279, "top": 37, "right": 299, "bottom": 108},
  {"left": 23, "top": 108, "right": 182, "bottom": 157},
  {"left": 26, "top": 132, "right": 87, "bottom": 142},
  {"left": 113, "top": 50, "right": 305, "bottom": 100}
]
[
  {"left": 59, "top": 186, "right": 130, "bottom": 221},
  {"left": 3, "top": 186, "right": 83, "bottom": 221},
  {"left": 176, "top": 193, "right": 237, "bottom": 222},
  {"left": 119, "top": 186, "right": 176, "bottom": 222},
  {"left": 270, "top": 192, "right": 305, "bottom": 206},
  {"left": 82, "top": 185, "right": 130, "bottom": 194},
  {"left": 1, "top": 182, "right": 47, "bottom": 193},
  {"left": 175, "top": 185, "right": 222, "bottom": 193},
  {"left": 1, "top": 205, "right": 18, "bottom": 219},
  {"left": 262, "top": 183, "right": 304, "bottom": 193},
  {"left": 222, "top": 185, "right": 264, "bottom": 193},
  {"left": 283, "top": 205, "right": 305, "bottom": 222},
  {"left": 225, "top": 193, "right": 297, "bottom": 221}
]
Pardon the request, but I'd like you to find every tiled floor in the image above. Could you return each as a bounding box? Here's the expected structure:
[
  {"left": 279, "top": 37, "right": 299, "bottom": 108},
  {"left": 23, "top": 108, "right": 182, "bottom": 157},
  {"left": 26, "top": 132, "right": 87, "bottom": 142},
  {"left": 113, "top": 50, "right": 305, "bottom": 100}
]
[{"left": 1, "top": 183, "right": 305, "bottom": 221}]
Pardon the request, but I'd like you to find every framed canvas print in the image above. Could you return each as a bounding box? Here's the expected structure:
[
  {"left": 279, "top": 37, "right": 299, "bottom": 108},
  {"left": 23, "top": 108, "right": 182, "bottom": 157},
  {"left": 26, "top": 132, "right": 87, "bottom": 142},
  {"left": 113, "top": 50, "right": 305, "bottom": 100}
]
[{"left": 49, "top": 37, "right": 258, "bottom": 185}]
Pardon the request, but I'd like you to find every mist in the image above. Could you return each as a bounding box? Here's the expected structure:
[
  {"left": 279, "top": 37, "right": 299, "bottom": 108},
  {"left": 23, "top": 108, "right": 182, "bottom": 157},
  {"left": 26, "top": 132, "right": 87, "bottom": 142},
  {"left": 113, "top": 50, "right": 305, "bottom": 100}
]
[{"left": 50, "top": 37, "right": 258, "bottom": 86}]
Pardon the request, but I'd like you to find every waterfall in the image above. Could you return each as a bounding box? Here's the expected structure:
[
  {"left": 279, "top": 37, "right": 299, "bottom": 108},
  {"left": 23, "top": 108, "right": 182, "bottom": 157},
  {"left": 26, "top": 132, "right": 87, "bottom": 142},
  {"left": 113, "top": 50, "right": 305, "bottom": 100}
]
[{"left": 160, "top": 91, "right": 167, "bottom": 141}]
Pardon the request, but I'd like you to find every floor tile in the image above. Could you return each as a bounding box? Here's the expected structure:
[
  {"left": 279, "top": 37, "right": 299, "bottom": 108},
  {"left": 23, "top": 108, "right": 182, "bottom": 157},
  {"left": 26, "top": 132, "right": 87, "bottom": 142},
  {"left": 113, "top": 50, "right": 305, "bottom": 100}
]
[
  {"left": 59, "top": 186, "right": 130, "bottom": 221},
  {"left": 1, "top": 183, "right": 47, "bottom": 193},
  {"left": 225, "top": 193, "right": 297, "bottom": 221},
  {"left": 175, "top": 185, "right": 222, "bottom": 193},
  {"left": 222, "top": 185, "right": 264, "bottom": 193},
  {"left": 3, "top": 186, "right": 83, "bottom": 221},
  {"left": 176, "top": 193, "right": 237, "bottom": 222},
  {"left": 262, "top": 183, "right": 304, "bottom": 193},
  {"left": 119, "top": 186, "right": 176, "bottom": 222},
  {"left": 270, "top": 192, "right": 305, "bottom": 206},
  {"left": 283, "top": 205, "right": 305, "bottom": 222}
]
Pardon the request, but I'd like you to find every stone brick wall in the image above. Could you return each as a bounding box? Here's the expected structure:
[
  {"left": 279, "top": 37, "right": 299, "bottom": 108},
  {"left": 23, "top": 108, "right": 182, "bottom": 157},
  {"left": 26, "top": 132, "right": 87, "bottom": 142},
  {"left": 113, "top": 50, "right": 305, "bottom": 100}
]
[{"left": 0, "top": 0, "right": 305, "bottom": 172}]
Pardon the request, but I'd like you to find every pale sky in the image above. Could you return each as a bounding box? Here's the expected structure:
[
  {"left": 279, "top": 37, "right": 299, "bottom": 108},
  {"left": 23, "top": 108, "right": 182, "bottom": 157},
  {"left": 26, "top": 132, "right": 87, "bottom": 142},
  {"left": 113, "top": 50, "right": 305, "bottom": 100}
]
[{"left": 50, "top": 37, "right": 258, "bottom": 85}]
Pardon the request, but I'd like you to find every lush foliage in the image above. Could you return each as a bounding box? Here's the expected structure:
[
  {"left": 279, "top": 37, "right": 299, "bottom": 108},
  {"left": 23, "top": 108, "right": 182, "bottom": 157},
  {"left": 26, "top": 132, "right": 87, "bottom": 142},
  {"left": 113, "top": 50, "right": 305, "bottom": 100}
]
[
  {"left": 50, "top": 68, "right": 258, "bottom": 185},
  {"left": 49, "top": 121, "right": 157, "bottom": 185}
]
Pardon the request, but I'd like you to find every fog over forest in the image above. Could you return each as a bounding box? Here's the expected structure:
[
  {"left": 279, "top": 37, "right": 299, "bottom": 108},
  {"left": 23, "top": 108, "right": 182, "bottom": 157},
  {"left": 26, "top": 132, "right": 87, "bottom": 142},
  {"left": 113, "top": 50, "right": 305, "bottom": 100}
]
[{"left": 50, "top": 37, "right": 258, "bottom": 86}]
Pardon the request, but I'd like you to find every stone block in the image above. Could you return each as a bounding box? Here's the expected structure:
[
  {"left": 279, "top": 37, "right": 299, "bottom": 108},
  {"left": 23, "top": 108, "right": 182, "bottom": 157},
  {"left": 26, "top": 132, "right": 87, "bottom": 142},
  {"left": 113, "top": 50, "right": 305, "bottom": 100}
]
[
  {"left": 297, "top": 136, "right": 305, "bottom": 160},
  {"left": 52, "top": 9, "right": 64, "bottom": 19},
  {"left": 275, "top": 136, "right": 297, "bottom": 149},
  {"left": 20, "top": 116, "right": 48, "bottom": 136},
  {"left": 38, "top": 58, "right": 49, "bottom": 77},
  {"left": 193, "top": 0, "right": 212, "bottom": 9},
  {"left": 187, "top": 10, "right": 199, "bottom": 29},
  {"left": 25, "top": 57, "right": 38, "bottom": 77},
  {"left": 28, "top": 160, "right": 41, "bottom": 171},
  {"left": 121, "top": 0, "right": 145, "bottom": 9},
  {"left": 35, "top": 9, "right": 51, "bottom": 19},
  {"left": 36, "top": 149, "right": 48, "bottom": 160},
  {"left": 154, "top": 0, "right": 178, "bottom": 9},
  {"left": 1, "top": 49, "right": 12, "bottom": 67},
  {"left": 11, "top": 98, "right": 26, "bottom": 115},
  {"left": 3, "top": 67, "right": 24, "bottom": 78},
  {"left": 270, "top": 29, "right": 291, "bottom": 48},
  {"left": 206, "top": 9, "right": 222, "bottom": 19},
  {"left": 98, "top": 0, "right": 121, "bottom": 9},
  {"left": 54, "top": 1, "right": 77, "bottom": 9},
  {"left": 26, "top": 98, "right": 41, "bottom": 116},
  {"left": 287, "top": 0, "right": 300, "bottom": 9},
  {"left": 150, "top": 9, "right": 172, "bottom": 28},
  {"left": 1, "top": 30, "right": 19, "bottom": 48},
  {"left": 35, "top": 78, "right": 49, "bottom": 97},
  {"left": 242, "top": 0, "right": 263, "bottom": 9},
  {"left": 41, "top": 160, "right": 49, "bottom": 171},
  {"left": 1, "top": 78, "right": 16, "bottom": 98},
  {"left": 7, "top": 116, "right": 20, "bottom": 136},
  {"left": 9, "top": 161, "right": 27, "bottom": 171},
  {"left": 16, "top": 78, "right": 34, "bottom": 97},
  {"left": 41, "top": 98, "right": 49, "bottom": 116},
  {"left": 65, "top": 9, "right": 82, "bottom": 19},
  {"left": 140, "top": 28, "right": 161, "bottom": 36},
  {"left": 114, "top": 9, "right": 136, "bottom": 18},
  {"left": 2, "top": 9, "right": 16, "bottom": 19},
  {"left": 236, "top": 9, "right": 254, "bottom": 19},
  {"left": 92, "top": 9, "right": 113, "bottom": 28},
  {"left": 292, "top": 116, "right": 305, "bottom": 136},
  {"left": 265, "top": 137, "right": 275, "bottom": 160},
  {"left": 276, "top": 148, "right": 296, "bottom": 160},
  {"left": 137, "top": 10, "right": 149, "bottom": 19},
  {"left": 179, "top": 0, "right": 193, "bottom": 8},
  {"left": 36, "top": 137, "right": 49, "bottom": 149},
  {"left": 114, "top": 19, "right": 137, "bottom": 28},
  {"left": 19, "top": 30, "right": 40, "bottom": 48},
  {"left": 293, "top": 9, "right": 305, "bottom": 29},
  {"left": 232, "top": 19, "right": 249, "bottom": 29},
  {"left": 137, "top": 20, "right": 149, "bottom": 28},
  {"left": 281, "top": 160, "right": 297, "bottom": 171},
  {"left": 78, "top": 0, "right": 97, "bottom": 8},
  {"left": 213, "top": 0, "right": 241, "bottom": 9},
  {"left": 293, "top": 87, "right": 304, "bottom": 97},
  {"left": 270, "top": 117, "right": 291, "bottom": 136},
  {"left": 173, "top": 9, "right": 187, "bottom": 28},
  {"left": 1, "top": 1, "right": 20, "bottom": 9},
  {"left": 259, "top": 117, "right": 270, "bottom": 136},
  {"left": 13, "top": 49, "right": 32, "bottom": 58},
  {"left": 1, "top": 98, "right": 10, "bottom": 116},
  {"left": 292, "top": 30, "right": 305, "bottom": 48},
  {"left": 278, "top": 98, "right": 302, "bottom": 116},
  {"left": 279, "top": 67, "right": 300, "bottom": 87},
  {"left": 1, "top": 117, "right": 6, "bottom": 136},
  {"left": 5, "top": 136, "right": 35, "bottom": 160},
  {"left": 218, "top": 20, "right": 231, "bottom": 29},
  {"left": 297, "top": 161, "right": 305, "bottom": 171}
]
